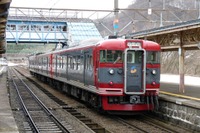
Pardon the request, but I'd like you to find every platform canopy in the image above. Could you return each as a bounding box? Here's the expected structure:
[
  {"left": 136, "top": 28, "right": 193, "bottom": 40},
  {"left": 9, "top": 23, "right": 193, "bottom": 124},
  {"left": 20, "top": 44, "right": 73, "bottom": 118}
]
[
  {"left": 0, "top": 0, "right": 11, "bottom": 54},
  {"left": 68, "top": 22, "right": 102, "bottom": 44}
]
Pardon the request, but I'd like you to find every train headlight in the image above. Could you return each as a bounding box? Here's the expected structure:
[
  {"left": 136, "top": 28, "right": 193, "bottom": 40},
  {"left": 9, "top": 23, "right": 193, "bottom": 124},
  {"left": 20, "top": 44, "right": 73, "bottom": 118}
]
[
  {"left": 108, "top": 69, "right": 115, "bottom": 75},
  {"left": 152, "top": 69, "right": 156, "bottom": 75}
]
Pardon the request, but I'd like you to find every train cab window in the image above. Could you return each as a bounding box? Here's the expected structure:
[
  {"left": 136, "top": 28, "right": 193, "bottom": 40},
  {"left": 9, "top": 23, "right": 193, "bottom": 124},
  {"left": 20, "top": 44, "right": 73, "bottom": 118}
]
[
  {"left": 100, "top": 50, "right": 106, "bottom": 62},
  {"left": 100, "top": 50, "right": 123, "bottom": 63},
  {"left": 146, "top": 51, "right": 160, "bottom": 64}
]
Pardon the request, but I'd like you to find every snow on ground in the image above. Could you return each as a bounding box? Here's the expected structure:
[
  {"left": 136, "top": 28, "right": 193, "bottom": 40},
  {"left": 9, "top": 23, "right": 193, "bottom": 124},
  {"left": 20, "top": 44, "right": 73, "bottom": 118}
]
[
  {"left": 8, "top": 62, "right": 18, "bottom": 66},
  {"left": 161, "top": 74, "right": 200, "bottom": 86}
]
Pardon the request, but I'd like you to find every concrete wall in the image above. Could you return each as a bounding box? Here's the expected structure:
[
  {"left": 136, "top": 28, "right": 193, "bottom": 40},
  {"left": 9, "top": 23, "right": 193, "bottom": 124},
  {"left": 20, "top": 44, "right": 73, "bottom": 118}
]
[{"left": 154, "top": 94, "right": 200, "bottom": 132}]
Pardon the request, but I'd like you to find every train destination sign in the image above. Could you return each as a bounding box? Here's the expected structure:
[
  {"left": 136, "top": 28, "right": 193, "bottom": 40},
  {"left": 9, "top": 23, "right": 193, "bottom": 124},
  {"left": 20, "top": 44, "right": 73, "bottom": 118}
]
[{"left": 127, "top": 42, "right": 142, "bottom": 48}]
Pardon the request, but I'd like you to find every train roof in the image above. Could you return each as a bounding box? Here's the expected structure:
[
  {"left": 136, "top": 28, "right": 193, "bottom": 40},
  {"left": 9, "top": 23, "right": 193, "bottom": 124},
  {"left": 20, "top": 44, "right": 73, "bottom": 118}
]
[
  {"left": 97, "top": 39, "right": 160, "bottom": 50},
  {"left": 29, "top": 38, "right": 160, "bottom": 58}
]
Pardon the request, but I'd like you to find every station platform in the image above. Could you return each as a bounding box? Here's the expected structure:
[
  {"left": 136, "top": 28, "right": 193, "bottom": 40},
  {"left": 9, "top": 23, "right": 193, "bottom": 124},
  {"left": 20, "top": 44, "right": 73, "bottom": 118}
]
[
  {"left": 160, "top": 74, "right": 200, "bottom": 100},
  {"left": 0, "top": 66, "right": 19, "bottom": 133},
  {"left": 160, "top": 74, "right": 200, "bottom": 109},
  {"left": 159, "top": 74, "right": 200, "bottom": 131}
]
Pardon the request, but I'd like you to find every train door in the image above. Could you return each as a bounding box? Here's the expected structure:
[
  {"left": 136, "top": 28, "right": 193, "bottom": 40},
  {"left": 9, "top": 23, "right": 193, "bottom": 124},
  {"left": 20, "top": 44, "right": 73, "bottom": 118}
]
[
  {"left": 83, "top": 52, "right": 93, "bottom": 85},
  {"left": 124, "top": 49, "right": 146, "bottom": 94}
]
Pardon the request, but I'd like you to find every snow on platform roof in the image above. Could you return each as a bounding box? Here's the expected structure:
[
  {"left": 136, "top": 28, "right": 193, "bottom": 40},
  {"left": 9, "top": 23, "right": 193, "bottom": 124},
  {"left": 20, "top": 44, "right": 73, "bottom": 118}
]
[{"left": 68, "top": 22, "right": 102, "bottom": 44}]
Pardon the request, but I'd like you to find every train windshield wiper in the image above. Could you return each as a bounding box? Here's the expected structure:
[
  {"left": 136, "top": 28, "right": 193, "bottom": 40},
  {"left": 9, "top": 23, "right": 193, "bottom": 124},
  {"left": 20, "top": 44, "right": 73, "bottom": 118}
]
[{"left": 114, "top": 57, "right": 121, "bottom": 64}]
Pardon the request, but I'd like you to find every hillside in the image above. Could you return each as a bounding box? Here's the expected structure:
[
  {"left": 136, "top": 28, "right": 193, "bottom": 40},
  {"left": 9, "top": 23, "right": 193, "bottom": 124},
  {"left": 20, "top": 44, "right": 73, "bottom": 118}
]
[
  {"left": 96, "top": 0, "right": 200, "bottom": 76},
  {"left": 96, "top": 0, "right": 199, "bottom": 36}
]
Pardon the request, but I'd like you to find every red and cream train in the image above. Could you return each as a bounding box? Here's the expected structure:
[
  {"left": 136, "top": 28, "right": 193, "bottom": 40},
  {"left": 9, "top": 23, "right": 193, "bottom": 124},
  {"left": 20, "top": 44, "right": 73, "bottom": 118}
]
[{"left": 28, "top": 38, "right": 161, "bottom": 113}]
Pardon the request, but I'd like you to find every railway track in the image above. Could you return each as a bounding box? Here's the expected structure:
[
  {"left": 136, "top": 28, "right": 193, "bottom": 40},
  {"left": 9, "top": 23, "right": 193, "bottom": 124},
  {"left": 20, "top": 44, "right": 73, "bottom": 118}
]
[
  {"left": 9, "top": 68, "right": 73, "bottom": 133},
  {"left": 13, "top": 67, "right": 111, "bottom": 133},
  {"left": 13, "top": 66, "right": 191, "bottom": 133},
  {"left": 112, "top": 114, "right": 189, "bottom": 133}
]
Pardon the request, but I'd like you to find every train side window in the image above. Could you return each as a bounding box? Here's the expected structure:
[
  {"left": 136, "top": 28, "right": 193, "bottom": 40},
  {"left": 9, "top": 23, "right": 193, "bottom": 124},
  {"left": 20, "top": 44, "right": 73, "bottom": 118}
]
[
  {"left": 77, "top": 55, "right": 81, "bottom": 70},
  {"left": 57, "top": 56, "right": 61, "bottom": 68},
  {"left": 43, "top": 57, "right": 45, "bottom": 67},
  {"left": 147, "top": 51, "right": 160, "bottom": 63},
  {"left": 43, "top": 58, "right": 44, "bottom": 67},
  {"left": 61, "top": 56, "right": 63, "bottom": 68},
  {"left": 48, "top": 57, "right": 50, "bottom": 67},
  {"left": 85, "top": 55, "right": 89, "bottom": 70},
  {"left": 58, "top": 56, "right": 60, "bottom": 68},
  {"left": 63, "top": 56, "right": 67, "bottom": 69},
  {"left": 67, "top": 56, "right": 69, "bottom": 68},
  {"left": 59, "top": 56, "right": 62, "bottom": 68},
  {"left": 80, "top": 55, "right": 84, "bottom": 65},
  {"left": 88, "top": 55, "right": 93, "bottom": 70},
  {"left": 39, "top": 58, "right": 42, "bottom": 67},
  {"left": 69, "top": 56, "right": 73, "bottom": 69},
  {"left": 52, "top": 58, "right": 54, "bottom": 68},
  {"left": 46, "top": 57, "right": 48, "bottom": 67},
  {"left": 85, "top": 54, "right": 93, "bottom": 70},
  {"left": 73, "top": 56, "right": 76, "bottom": 70},
  {"left": 53, "top": 57, "right": 56, "bottom": 68}
]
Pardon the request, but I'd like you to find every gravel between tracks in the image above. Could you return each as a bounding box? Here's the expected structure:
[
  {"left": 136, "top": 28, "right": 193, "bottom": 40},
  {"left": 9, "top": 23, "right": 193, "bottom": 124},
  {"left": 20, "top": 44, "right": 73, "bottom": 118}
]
[
  {"left": 13, "top": 67, "right": 193, "bottom": 133},
  {"left": 29, "top": 74, "right": 192, "bottom": 133},
  {"left": 8, "top": 67, "right": 94, "bottom": 133}
]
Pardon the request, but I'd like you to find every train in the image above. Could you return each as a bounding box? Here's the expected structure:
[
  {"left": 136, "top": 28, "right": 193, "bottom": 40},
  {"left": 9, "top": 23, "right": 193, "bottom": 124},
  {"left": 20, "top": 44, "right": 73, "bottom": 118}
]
[{"left": 28, "top": 37, "right": 161, "bottom": 113}]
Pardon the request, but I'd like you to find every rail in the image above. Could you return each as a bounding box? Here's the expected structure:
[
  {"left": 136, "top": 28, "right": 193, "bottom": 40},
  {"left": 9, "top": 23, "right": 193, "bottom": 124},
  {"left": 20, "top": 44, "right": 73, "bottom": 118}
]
[{"left": 9, "top": 67, "right": 71, "bottom": 133}]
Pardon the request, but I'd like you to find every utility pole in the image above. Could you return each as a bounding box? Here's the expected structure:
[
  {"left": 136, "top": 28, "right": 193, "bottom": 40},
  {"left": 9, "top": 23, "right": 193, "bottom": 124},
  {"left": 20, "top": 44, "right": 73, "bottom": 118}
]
[
  {"left": 113, "top": 0, "right": 119, "bottom": 36},
  {"left": 198, "top": 0, "right": 200, "bottom": 19},
  {"left": 160, "top": 0, "right": 165, "bottom": 27}
]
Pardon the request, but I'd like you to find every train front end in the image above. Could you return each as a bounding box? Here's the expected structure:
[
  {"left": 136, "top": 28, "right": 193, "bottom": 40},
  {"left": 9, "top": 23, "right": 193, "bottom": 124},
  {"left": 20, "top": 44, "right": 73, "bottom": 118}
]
[{"left": 97, "top": 39, "right": 161, "bottom": 112}]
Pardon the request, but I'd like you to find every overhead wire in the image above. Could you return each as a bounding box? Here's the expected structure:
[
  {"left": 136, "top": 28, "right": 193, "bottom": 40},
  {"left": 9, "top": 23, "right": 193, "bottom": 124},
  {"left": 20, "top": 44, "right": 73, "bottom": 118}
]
[{"left": 49, "top": 0, "right": 61, "bottom": 10}]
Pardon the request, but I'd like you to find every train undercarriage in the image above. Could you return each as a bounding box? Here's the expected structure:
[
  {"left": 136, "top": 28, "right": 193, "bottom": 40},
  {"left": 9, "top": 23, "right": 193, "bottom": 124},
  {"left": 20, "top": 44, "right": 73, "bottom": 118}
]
[{"left": 32, "top": 72, "right": 159, "bottom": 114}]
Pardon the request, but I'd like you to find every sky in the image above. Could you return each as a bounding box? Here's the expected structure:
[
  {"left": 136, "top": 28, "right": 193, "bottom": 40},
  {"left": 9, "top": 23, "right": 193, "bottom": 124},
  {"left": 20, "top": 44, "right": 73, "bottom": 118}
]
[{"left": 10, "top": 0, "right": 135, "bottom": 10}]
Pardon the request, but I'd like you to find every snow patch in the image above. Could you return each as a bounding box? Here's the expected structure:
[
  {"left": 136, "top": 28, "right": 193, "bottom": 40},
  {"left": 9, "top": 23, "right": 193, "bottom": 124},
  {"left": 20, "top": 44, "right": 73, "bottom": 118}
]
[{"left": 161, "top": 74, "right": 200, "bottom": 86}]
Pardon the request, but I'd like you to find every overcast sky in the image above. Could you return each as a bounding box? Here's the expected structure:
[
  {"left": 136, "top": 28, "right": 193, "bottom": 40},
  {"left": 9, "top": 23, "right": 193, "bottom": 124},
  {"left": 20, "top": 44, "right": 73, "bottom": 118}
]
[{"left": 11, "top": 0, "right": 135, "bottom": 10}]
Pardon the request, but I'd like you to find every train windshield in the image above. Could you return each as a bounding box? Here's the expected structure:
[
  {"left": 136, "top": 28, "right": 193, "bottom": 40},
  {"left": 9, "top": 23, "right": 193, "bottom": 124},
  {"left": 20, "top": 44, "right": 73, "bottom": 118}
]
[
  {"left": 146, "top": 51, "right": 160, "bottom": 64},
  {"left": 100, "top": 50, "right": 123, "bottom": 63}
]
